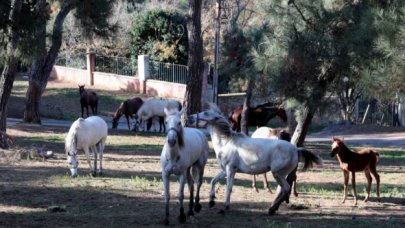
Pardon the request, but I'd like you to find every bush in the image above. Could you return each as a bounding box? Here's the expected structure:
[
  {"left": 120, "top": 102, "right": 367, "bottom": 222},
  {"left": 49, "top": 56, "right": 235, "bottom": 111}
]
[{"left": 129, "top": 9, "right": 188, "bottom": 65}]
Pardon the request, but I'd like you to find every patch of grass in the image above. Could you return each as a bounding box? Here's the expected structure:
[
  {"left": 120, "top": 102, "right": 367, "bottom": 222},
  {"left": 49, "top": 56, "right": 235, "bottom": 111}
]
[{"left": 16, "top": 135, "right": 64, "bottom": 147}]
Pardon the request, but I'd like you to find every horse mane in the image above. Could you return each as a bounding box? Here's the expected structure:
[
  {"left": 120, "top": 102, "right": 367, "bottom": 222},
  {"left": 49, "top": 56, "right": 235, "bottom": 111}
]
[
  {"left": 65, "top": 118, "right": 84, "bottom": 154},
  {"left": 335, "top": 139, "right": 352, "bottom": 154},
  {"left": 210, "top": 111, "right": 246, "bottom": 140}
]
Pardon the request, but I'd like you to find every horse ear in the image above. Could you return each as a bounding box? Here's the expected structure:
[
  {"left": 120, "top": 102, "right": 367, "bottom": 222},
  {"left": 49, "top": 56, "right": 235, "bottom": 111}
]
[
  {"left": 179, "top": 108, "right": 187, "bottom": 115},
  {"left": 164, "top": 107, "right": 170, "bottom": 116},
  {"left": 332, "top": 136, "right": 336, "bottom": 142}
]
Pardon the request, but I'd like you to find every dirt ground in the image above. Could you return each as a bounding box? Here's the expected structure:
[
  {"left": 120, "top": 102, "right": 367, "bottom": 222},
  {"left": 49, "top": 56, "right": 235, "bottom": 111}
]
[{"left": 1, "top": 78, "right": 405, "bottom": 227}]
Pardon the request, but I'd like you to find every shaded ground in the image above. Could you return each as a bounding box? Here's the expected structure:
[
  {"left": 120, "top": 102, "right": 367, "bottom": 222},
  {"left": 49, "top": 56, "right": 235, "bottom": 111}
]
[
  {"left": 2, "top": 76, "right": 405, "bottom": 227},
  {"left": 1, "top": 123, "right": 404, "bottom": 227}
]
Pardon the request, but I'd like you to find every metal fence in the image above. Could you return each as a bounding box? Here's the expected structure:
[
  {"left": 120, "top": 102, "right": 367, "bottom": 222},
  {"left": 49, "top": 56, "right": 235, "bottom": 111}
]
[
  {"left": 149, "top": 61, "right": 188, "bottom": 84},
  {"left": 55, "top": 52, "right": 87, "bottom": 69},
  {"left": 94, "top": 55, "right": 136, "bottom": 76}
]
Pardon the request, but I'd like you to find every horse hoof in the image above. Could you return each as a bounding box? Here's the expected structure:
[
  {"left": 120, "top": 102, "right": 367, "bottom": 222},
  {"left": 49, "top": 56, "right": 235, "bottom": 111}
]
[
  {"left": 187, "top": 210, "right": 194, "bottom": 217},
  {"left": 268, "top": 208, "right": 276, "bottom": 216},
  {"left": 218, "top": 209, "right": 225, "bottom": 215},
  {"left": 194, "top": 203, "right": 202, "bottom": 213},
  {"left": 91, "top": 172, "right": 97, "bottom": 177},
  {"left": 209, "top": 200, "right": 215, "bottom": 208},
  {"left": 178, "top": 213, "right": 186, "bottom": 223},
  {"left": 163, "top": 218, "right": 169, "bottom": 226}
]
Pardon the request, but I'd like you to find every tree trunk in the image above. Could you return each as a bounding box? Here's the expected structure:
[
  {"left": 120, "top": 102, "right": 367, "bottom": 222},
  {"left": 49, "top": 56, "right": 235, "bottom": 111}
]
[
  {"left": 241, "top": 78, "right": 254, "bottom": 135},
  {"left": 0, "top": 0, "right": 23, "bottom": 148},
  {"left": 291, "top": 107, "right": 315, "bottom": 147},
  {"left": 183, "top": 0, "right": 203, "bottom": 117},
  {"left": 23, "top": 0, "right": 76, "bottom": 123}
]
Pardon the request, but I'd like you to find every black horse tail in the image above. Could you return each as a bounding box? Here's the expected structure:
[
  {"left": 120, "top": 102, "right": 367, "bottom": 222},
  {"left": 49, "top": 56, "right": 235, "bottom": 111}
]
[
  {"left": 177, "top": 100, "right": 182, "bottom": 111},
  {"left": 297, "top": 148, "right": 323, "bottom": 171}
]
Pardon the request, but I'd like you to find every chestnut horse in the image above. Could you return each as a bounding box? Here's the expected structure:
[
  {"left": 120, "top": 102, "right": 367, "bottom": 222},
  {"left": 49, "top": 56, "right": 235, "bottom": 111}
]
[
  {"left": 331, "top": 137, "right": 380, "bottom": 205},
  {"left": 79, "top": 85, "right": 98, "bottom": 118},
  {"left": 229, "top": 103, "right": 287, "bottom": 132},
  {"left": 112, "top": 97, "right": 144, "bottom": 130}
]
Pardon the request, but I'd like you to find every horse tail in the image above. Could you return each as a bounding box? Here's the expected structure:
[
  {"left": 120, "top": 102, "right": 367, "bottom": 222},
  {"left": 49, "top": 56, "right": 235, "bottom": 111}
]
[
  {"left": 297, "top": 148, "right": 323, "bottom": 171},
  {"left": 373, "top": 150, "right": 380, "bottom": 163},
  {"left": 177, "top": 101, "right": 182, "bottom": 111}
]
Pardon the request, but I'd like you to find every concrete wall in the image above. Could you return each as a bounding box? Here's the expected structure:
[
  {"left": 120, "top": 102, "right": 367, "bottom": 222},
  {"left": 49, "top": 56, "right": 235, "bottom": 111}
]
[
  {"left": 52, "top": 66, "right": 187, "bottom": 100},
  {"left": 52, "top": 66, "right": 88, "bottom": 85},
  {"left": 93, "top": 71, "right": 140, "bottom": 92},
  {"left": 146, "top": 80, "right": 186, "bottom": 100}
]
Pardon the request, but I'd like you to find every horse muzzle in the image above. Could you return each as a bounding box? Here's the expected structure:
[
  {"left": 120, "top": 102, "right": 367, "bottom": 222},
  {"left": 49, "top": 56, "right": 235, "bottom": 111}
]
[{"left": 70, "top": 167, "right": 78, "bottom": 178}]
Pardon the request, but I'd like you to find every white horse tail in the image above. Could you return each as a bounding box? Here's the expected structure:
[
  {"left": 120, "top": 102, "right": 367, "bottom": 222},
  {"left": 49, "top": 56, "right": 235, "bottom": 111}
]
[{"left": 297, "top": 148, "right": 323, "bottom": 171}]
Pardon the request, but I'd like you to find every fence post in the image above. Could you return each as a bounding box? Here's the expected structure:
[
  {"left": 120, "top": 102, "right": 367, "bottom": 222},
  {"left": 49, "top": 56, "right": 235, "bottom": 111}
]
[
  {"left": 138, "top": 55, "right": 149, "bottom": 94},
  {"left": 86, "top": 51, "right": 95, "bottom": 85}
]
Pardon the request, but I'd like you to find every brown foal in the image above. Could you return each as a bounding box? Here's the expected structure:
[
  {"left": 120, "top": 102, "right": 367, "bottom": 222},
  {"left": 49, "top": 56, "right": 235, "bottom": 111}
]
[{"left": 331, "top": 137, "right": 380, "bottom": 205}]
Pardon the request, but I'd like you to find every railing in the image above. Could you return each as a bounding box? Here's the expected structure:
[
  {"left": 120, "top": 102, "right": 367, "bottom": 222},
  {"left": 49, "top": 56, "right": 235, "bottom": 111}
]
[
  {"left": 55, "top": 52, "right": 87, "bottom": 70},
  {"left": 149, "top": 61, "right": 188, "bottom": 84},
  {"left": 94, "top": 55, "right": 136, "bottom": 76}
]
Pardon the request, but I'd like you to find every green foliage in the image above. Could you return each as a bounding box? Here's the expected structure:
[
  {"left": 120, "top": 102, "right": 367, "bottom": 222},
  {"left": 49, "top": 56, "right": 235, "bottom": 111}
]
[
  {"left": 219, "top": 25, "right": 266, "bottom": 93},
  {"left": 74, "top": 0, "right": 117, "bottom": 39},
  {"left": 128, "top": 9, "right": 188, "bottom": 64},
  {"left": 252, "top": 0, "right": 398, "bottom": 112},
  {"left": 0, "top": 0, "right": 42, "bottom": 66}
]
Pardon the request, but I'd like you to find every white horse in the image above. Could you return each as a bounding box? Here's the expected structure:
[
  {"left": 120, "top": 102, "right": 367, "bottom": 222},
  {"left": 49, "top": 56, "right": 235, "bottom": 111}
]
[
  {"left": 251, "top": 127, "right": 298, "bottom": 197},
  {"left": 187, "top": 105, "right": 322, "bottom": 215},
  {"left": 135, "top": 98, "right": 182, "bottom": 132},
  {"left": 161, "top": 108, "right": 209, "bottom": 225},
  {"left": 65, "top": 116, "right": 108, "bottom": 177}
]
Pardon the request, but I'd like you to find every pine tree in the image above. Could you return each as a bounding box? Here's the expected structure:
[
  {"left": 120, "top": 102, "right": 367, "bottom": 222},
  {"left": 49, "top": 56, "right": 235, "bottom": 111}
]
[{"left": 253, "top": 0, "right": 403, "bottom": 146}]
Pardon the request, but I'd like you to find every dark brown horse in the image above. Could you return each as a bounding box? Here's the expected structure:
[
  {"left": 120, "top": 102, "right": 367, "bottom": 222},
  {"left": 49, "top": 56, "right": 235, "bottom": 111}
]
[
  {"left": 79, "top": 85, "right": 98, "bottom": 118},
  {"left": 112, "top": 97, "right": 144, "bottom": 130},
  {"left": 229, "top": 103, "right": 287, "bottom": 132},
  {"left": 331, "top": 137, "right": 380, "bottom": 206}
]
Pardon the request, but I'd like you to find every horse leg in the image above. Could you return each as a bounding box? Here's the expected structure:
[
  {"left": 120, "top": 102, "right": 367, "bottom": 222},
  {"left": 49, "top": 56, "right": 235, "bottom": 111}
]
[
  {"left": 263, "top": 173, "right": 272, "bottom": 193},
  {"left": 83, "top": 147, "right": 94, "bottom": 176},
  {"left": 186, "top": 167, "right": 195, "bottom": 217},
  {"left": 370, "top": 166, "right": 380, "bottom": 201},
  {"left": 269, "top": 173, "right": 290, "bottom": 215},
  {"left": 351, "top": 172, "right": 358, "bottom": 206},
  {"left": 252, "top": 175, "right": 259, "bottom": 192},
  {"left": 177, "top": 174, "right": 187, "bottom": 223},
  {"left": 286, "top": 166, "right": 298, "bottom": 199},
  {"left": 364, "top": 169, "right": 372, "bottom": 202},
  {"left": 220, "top": 165, "right": 236, "bottom": 214},
  {"left": 126, "top": 115, "right": 130, "bottom": 130},
  {"left": 162, "top": 171, "right": 170, "bottom": 225},
  {"left": 342, "top": 171, "right": 349, "bottom": 204},
  {"left": 81, "top": 105, "right": 84, "bottom": 118},
  {"left": 209, "top": 170, "right": 226, "bottom": 208},
  {"left": 193, "top": 163, "right": 204, "bottom": 213},
  {"left": 86, "top": 106, "right": 89, "bottom": 117},
  {"left": 91, "top": 146, "right": 97, "bottom": 176},
  {"left": 98, "top": 138, "right": 106, "bottom": 175}
]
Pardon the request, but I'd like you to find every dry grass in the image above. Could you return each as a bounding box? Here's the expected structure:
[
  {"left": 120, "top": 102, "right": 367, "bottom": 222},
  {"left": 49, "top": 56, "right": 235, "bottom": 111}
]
[{"left": 1, "top": 123, "right": 404, "bottom": 227}]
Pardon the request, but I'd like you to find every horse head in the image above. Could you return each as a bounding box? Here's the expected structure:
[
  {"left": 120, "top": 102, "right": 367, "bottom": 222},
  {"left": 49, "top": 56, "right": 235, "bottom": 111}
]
[
  {"left": 164, "top": 108, "right": 185, "bottom": 148},
  {"left": 330, "top": 137, "right": 344, "bottom": 157},
  {"left": 276, "top": 106, "right": 288, "bottom": 122},
  {"left": 188, "top": 104, "right": 232, "bottom": 136},
  {"left": 78, "top": 84, "right": 86, "bottom": 96},
  {"left": 65, "top": 143, "right": 79, "bottom": 177}
]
